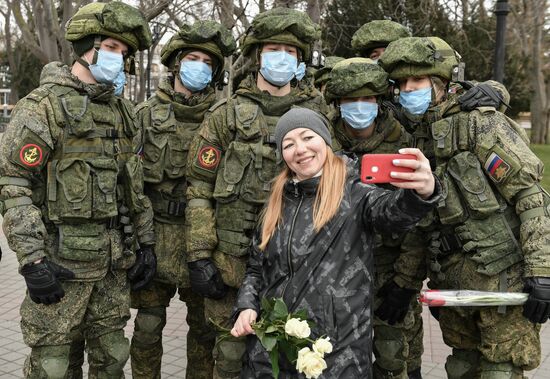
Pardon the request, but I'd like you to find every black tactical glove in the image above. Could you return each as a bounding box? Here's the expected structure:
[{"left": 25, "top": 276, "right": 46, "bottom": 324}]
[
  {"left": 458, "top": 82, "right": 508, "bottom": 111},
  {"left": 127, "top": 246, "right": 157, "bottom": 291},
  {"left": 188, "top": 259, "right": 227, "bottom": 299},
  {"left": 523, "top": 277, "right": 550, "bottom": 324},
  {"left": 374, "top": 280, "right": 417, "bottom": 325},
  {"left": 20, "top": 258, "right": 75, "bottom": 305}
]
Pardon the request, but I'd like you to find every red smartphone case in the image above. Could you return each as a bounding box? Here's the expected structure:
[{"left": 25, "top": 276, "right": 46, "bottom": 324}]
[{"left": 361, "top": 154, "right": 417, "bottom": 184}]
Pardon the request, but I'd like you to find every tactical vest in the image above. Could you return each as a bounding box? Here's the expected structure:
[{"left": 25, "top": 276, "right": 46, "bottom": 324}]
[
  {"left": 140, "top": 100, "right": 201, "bottom": 223},
  {"left": 429, "top": 111, "right": 523, "bottom": 278},
  {"left": 42, "top": 84, "right": 143, "bottom": 277},
  {"left": 212, "top": 95, "right": 285, "bottom": 258}
]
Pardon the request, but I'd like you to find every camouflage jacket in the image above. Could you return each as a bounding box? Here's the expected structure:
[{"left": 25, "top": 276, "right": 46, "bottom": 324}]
[
  {"left": 397, "top": 87, "right": 550, "bottom": 290},
  {"left": 185, "top": 74, "right": 336, "bottom": 266},
  {"left": 135, "top": 77, "right": 216, "bottom": 224},
  {"left": 0, "top": 62, "right": 154, "bottom": 279},
  {"left": 236, "top": 170, "right": 439, "bottom": 378}
]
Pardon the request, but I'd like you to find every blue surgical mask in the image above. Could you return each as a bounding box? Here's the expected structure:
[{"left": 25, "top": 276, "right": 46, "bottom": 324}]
[
  {"left": 295, "top": 62, "right": 306, "bottom": 81},
  {"left": 399, "top": 87, "right": 432, "bottom": 115},
  {"left": 89, "top": 49, "right": 124, "bottom": 85},
  {"left": 260, "top": 51, "right": 298, "bottom": 86},
  {"left": 179, "top": 61, "right": 213, "bottom": 92},
  {"left": 340, "top": 101, "right": 378, "bottom": 130},
  {"left": 114, "top": 71, "right": 126, "bottom": 96}
]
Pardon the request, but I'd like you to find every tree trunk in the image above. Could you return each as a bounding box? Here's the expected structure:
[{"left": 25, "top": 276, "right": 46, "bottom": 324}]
[{"left": 527, "top": 0, "right": 548, "bottom": 144}]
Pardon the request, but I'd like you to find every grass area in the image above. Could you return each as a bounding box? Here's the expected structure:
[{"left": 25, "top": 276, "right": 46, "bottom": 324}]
[{"left": 531, "top": 144, "right": 550, "bottom": 190}]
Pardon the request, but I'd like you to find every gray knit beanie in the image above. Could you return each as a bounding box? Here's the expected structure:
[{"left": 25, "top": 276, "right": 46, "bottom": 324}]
[{"left": 275, "top": 108, "right": 332, "bottom": 155}]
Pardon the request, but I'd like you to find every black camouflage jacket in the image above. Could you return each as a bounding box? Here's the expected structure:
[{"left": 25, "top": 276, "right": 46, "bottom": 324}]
[{"left": 236, "top": 170, "right": 439, "bottom": 378}]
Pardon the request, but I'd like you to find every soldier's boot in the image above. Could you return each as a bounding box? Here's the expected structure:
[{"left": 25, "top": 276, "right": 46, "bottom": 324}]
[
  {"left": 67, "top": 339, "right": 85, "bottom": 379},
  {"left": 479, "top": 359, "right": 523, "bottom": 379},
  {"left": 373, "top": 325, "right": 408, "bottom": 379},
  {"left": 212, "top": 334, "right": 246, "bottom": 379},
  {"left": 408, "top": 368, "right": 422, "bottom": 379},
  {"left": 445, "top": 349, "right": 481, "bottom": 379},
  {"left": 183, "top": 289, "right": 216, "bottom": 379},
  {"left": 24, "top": 344, "right": 71, "bottom": 379},
  {"left": 87, "top": 330, "right": 129, "bottom": 379},
  {"left": 130, "top": 306, "right": 167, "bottom": 379}
]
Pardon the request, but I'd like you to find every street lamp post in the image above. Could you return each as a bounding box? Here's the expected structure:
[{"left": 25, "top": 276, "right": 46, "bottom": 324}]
[
  {"left": 493, "top": 0, "right": 509, "bottom": 83},
  {"left": 146, "top": 23, "right": 162, "bottom": 99}
]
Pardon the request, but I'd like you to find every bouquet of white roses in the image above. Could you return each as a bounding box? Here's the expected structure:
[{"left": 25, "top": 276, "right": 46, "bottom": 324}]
[{"left": 253, "top": 297, "right": 332, "bottom": 379}]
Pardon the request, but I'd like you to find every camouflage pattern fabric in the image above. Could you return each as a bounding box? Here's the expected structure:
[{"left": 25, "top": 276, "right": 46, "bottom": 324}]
[
  {"left": 397, "top": 85, "right": 549, "bottom": 377},
  {"left": 21, "top": 270, "right": 130, "bottom": 378},
  {"left": 130, "top": 76, "right": 218, "bottom": 378},
  {"left": 160, "top": 21, "right": 236, "bottom": 74},
  {"left": 351, "top": 20, "right": 411, "bottom": 56},
  {"left": 329, "top": 56, "right": 425, "bottom": 375},
  {"left": 65, "top": 1, "right": 152, "bottom": 53},
  {"left": 240, "top": 7, "right": 321, "bottom": 61},
  {"left": 185, "top": 72, "right": 336, "bottom": 377},
  {"left": 313, "top": 56, "right": 344, "bottom": 89},
  {"left": 380, "top": 37, "right": 459, "bottom": 81},
  {"left": 0, "top": 60, "right": 154, "bottom": 378},
  {"left": 324, "top": 57, "right": 389, "bottom": 103},
  {"left": 236, "top": 170, "right": 439, "bottom": 377}
]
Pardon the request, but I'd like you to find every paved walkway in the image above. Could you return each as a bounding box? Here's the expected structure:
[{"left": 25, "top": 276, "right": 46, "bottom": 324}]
[{"left": 1, "top": 223, "right": 550, "bottom": 378}]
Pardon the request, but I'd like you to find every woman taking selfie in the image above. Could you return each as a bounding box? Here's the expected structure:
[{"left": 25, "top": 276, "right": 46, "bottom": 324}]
[{"left": 231, "top": 108, "right": 439, "bottom": 378}]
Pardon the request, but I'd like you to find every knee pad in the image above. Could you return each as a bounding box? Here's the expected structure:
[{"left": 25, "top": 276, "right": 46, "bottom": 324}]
[
  {"left": 133, "top": 306, "right": 167, "bottom": 346},
  {"left": 213, "top": 335, "right": 246, "bottom": 378},
  {"left": 26, "top": 345, "right": 71, "bottom": 379},
  {"left": 88, "top": 330, "right": 129, "bottom": 375},
  {"left": 479, "top": 359, "right": 523, "bottom": 379},
  {"left": 445, "top": 349, "right": 480, "bottom": 379}
]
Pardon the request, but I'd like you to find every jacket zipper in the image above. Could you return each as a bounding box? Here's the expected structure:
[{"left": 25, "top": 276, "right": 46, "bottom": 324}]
[{"left": 281, "top": 182, "right": 303, "bottom": 299}]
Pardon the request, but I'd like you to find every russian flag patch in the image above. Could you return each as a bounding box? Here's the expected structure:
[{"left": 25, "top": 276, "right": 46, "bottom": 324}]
[{"left": 484, "top": 152, "right": 511, "bottom": 183}]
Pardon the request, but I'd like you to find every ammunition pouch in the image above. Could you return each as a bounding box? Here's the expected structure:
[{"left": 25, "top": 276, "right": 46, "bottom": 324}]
[
  {"left": 215, "top": 200, "right": 258, "bottom": 258},
  {"left": 46, "top": 157, "right": 119, "bottom": 222}
]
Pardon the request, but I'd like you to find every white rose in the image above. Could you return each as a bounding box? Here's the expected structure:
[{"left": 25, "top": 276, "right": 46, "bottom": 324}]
[
  {"left": 312, "top": 337, "right": 333, "bottom": 356},
  {"left": 296, "top": 347, "right": 327, "bottom": 379},
  {"left": 284, "top": 318, "right": 311, "bottom": 338}
]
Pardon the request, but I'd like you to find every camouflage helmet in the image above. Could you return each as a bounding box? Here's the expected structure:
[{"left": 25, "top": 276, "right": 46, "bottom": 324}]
[
  {"left": 351, "top": 20, "right": 410, "bottom": 56},
  {"left": 324, "top": 57, "right": 389, "bottom": 103},
  {"left": 379, "top": 37, "right": 460, "bottom": 81},
  {"left": 65, "top": 2, "right": 152, "bottom": 54},
  {"left": 313, "top": 56, "right": 345, "bottom": 87},
  {"left": 160, "top": 20, "right": 236, "bottom": 77},
  {"left": 240, "top": 7, "right": 321, "bottom": 62}
]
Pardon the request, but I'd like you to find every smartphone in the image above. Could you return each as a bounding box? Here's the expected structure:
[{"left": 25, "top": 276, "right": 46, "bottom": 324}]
[{"left": 361, "top": 154, "right": 417, "bottom": 184}]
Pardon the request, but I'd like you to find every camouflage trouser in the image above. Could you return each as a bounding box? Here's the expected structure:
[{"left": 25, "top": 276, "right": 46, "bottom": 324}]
[
  {"left": 430, "top": 255, "right": 541, "bottom": 378},
  {"left": 21, "top": 270, "right": 130, "bottom": 379},
  {"left": 373, "top": 271, "right": 423, "bottom": 379},
  {"left": 205, "top": 287, "right": 246, "bottom": 379},
  {"left": 130, "top": 281, "right": 215, "bottom": 379}
]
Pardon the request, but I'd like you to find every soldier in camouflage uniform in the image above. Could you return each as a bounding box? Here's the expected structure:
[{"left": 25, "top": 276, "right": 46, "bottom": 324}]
[
  {"left": 0, "top": 2, "right": 156, "bottom": 378},
  {"left": 351, "top": 20, "right": 411, "bottom": 61},
  {"left": 185, "top": 8, "right": 335, "bottom": 379},
  {"left": 380, "top": 36, "right": 550, "bottom": 378},
  {"left": 324, "top": 57, "right": 424, "bottom": 379},
  {"left": 130, "top": 21, "right": 236, "bottom": 379}
]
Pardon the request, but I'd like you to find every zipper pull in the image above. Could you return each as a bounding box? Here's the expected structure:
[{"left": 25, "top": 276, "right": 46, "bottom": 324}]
[{"left": 293, "top": 182, "right": 299, "bottom": 197}]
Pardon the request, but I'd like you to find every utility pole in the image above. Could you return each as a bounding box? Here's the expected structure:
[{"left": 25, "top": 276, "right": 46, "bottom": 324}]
[{"left": 493, "top": 0, "right": 509, "bottom": 83}]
